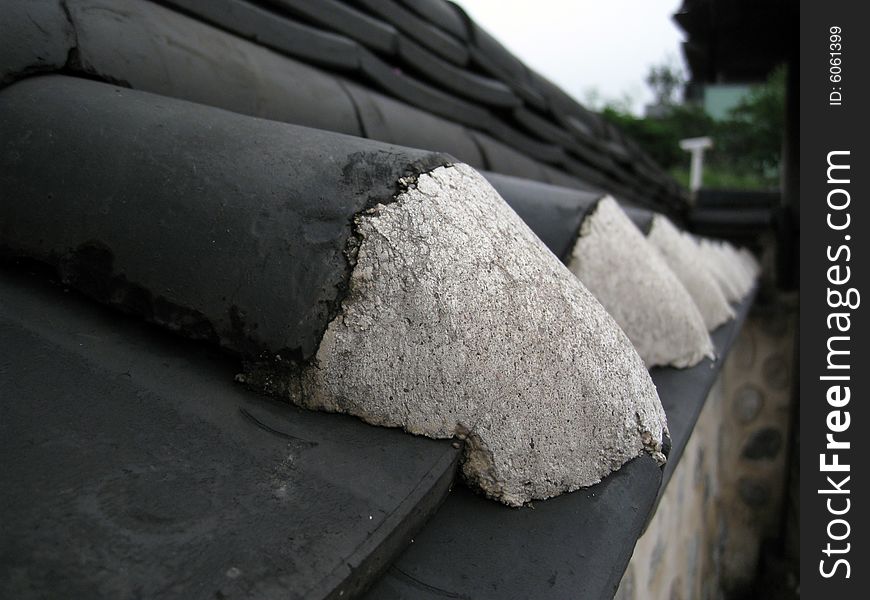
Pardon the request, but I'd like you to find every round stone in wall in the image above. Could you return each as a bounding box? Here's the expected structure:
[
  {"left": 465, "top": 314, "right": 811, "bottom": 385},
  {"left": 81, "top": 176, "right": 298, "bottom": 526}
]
[
  {"left": 742, "top": 427, "right": 783, "bottom": 460},
  {"left": 733, "top": 384, "right": 764, "bottom": 423}
]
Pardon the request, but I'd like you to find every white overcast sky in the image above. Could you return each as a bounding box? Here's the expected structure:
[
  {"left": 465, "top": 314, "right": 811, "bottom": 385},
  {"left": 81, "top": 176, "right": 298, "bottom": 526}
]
[{"left": 455, "top": 1, "right": 687, "bottom": 114}]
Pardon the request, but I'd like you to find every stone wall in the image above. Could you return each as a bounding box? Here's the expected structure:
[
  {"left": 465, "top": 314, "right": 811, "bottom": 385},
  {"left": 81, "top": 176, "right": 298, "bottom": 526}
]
[
  {"left": 614, "top": 303, "right": 796, "bottom": 600},
  {"left": 718, "top": 302, "right": 796, "bottom": 596}
]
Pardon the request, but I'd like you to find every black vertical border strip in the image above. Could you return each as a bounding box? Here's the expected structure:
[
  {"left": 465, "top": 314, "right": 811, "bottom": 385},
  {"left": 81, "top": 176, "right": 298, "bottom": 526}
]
[{"left": 801, "top": 2, "right": 869, "bottom": 596}]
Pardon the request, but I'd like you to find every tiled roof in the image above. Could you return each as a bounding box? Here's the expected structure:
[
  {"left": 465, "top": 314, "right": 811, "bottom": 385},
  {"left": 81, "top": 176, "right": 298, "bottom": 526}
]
[
  {"left": 1, "top": 2, "right": 764, "bottom": 598},
  {"left": 2, "top": 0, "right": 687, "bottom": 213}
]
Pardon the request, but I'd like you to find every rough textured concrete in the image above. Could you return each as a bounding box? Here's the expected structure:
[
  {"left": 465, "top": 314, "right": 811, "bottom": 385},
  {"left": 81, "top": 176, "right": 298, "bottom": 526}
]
[
  {"left": 722, "top": 242, "right": 758, "bottom": 296},
  {"left": 2, "top": 76, "right": 664, "bottom": 507},
  {"left": 361, "top": 289, "right": 755, "bottom": 600},
  {"left": 696, "top": 238, "right": 751, "bottom": 302},
  {"left": 647, "top": 216, "right": 734, "bottom": 331},
  {"left": 567, "top": 197, "right": 713, "bottom": 368},
  {"left": 739, "top": 248, "right": 762, "bottom": 280},
  {"left": 290, "top": 165, "right": 668, "bottom": 506},
  {"left": 699, "top": 242, "right": 742, "bottom": 302}
]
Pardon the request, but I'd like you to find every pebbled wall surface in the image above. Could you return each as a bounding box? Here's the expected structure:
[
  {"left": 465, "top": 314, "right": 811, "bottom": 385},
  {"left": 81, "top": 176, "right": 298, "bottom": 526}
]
[{"left": 614, "top": 301, "right": 796, "bottom": 600}]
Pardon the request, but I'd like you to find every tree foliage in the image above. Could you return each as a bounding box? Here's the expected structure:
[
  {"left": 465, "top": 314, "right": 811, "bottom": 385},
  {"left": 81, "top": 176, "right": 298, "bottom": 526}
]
[
  {"left": 645, "top": 61, "right": 684, "bottom": 107},
  {"left": 602, "top": 103, "right": 714, "bottom": 171},
  {"left": 600, "top": 65, "right": 786, "bottom": 190},
  {"left": 716, "top": 66, "right": 786, "bottom": 183}
]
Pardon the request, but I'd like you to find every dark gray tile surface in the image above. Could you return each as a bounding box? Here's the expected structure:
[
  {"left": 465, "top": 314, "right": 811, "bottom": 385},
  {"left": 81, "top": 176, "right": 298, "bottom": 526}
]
[{"left": 0, "top": 268, "right": 460, "bottom": 600}]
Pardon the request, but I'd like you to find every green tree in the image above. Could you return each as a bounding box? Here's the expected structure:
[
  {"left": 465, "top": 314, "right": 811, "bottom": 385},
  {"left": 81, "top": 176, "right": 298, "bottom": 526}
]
[
  {"left": 602, "top": 103, "right": 714, "bottom": 170},
  {"left": 715, "top": 66, "right": 786, "bottom": 186},
  {"left": 645, "top": 60, "right": 684, "bottom": 107},
  {"left": 600, "top": 64, "right": 786, "bottom": 190}
]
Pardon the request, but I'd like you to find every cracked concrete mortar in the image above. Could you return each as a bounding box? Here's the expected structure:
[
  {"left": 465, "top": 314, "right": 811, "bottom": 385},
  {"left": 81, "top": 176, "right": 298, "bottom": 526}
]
[
  {"left": 280, "top": 164, "right": 667, "bottom": 507},
  {"left": 739, "top": 247, "right": 759, "bottom": 272},
  {"left": 695, "top": 238, "right": 753, "bottom": 303},
  {"left": 725, "top": 244, "right": 756, "bottom": 296},
  {"left": 647, "top": 216, "right": 734, "bottom": 331},
  {"left": 722, "top": 242, "right": 758, "bottom": 296},
  {"left": 738, "top": 248, "right": 761, "bottom": 283},
  {"left": 567, "top": 197, "right": 713, "bottom": 369}
]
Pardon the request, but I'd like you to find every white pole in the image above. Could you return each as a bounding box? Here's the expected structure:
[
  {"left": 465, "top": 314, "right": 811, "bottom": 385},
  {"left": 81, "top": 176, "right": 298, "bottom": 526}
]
[{"left": 679, "top": 137, "right": 714, "bottom": 198}]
